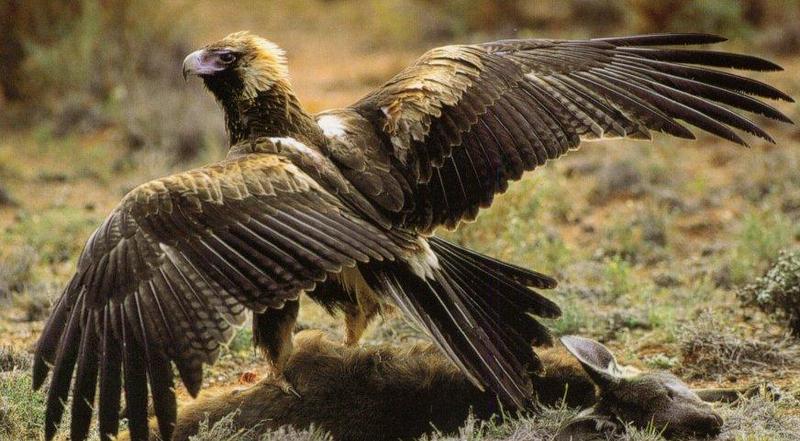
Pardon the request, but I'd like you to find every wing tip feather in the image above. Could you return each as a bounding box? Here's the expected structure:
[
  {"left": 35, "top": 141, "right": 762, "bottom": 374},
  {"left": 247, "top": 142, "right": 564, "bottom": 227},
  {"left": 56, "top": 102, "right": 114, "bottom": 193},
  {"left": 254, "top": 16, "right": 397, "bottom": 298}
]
[
  {"left": 31, "top": 359, "right": 49, "bottom": 390},
  {"left": 594, "top": 33, "right": 728, "bottom": 47}
]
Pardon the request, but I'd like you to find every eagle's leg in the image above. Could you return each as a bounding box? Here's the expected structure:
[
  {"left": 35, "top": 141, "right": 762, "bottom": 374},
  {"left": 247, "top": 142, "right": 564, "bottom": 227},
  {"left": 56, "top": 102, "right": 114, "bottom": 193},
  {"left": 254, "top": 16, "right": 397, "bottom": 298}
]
[
  {"left": 336, "top": 267, "right": 384, "bottom": 346},
  {"left": 304, "top": 270, "right": 384, "bottom": 346},
  {"left": 342, "top": 296, "right": 380, "bottom": 346},
  {"left": 252, "top": 299, "right": 301, "bottom": 397}
]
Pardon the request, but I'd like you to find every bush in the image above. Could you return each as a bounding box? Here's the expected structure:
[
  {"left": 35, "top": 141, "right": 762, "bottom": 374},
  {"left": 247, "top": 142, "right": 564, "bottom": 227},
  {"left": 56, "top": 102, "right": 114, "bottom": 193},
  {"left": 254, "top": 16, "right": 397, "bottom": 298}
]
[
  {"left": 0, "top": 245, "right": 37, "bottom": 298},
  {"left": 12, "top": 283, "right": 55, "bottom": 322},
  {"left": 0, "top": 346, "right": 31, "bottom": 372},
  {"left": 4, "top": 0, "right": 224, "bottom": 162},
  {"left": 0, "top": 182, "right": 16, "bottom": 207},
  {"left": 588, "top": 160, "right": 643, "bottom": 206},
  {"left": 0, "top": 2, "right": 81, "bottom": 101},
  {"left": 738, "top": 249, "right": 800, "bottom": 337},
  {"left": 677, "top": 311, "right": 795, "bottom": 380}
]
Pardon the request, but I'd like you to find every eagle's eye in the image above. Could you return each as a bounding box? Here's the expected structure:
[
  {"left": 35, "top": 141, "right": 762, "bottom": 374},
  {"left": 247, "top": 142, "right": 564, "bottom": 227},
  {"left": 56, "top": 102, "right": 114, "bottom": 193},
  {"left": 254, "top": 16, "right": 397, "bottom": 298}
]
[{"left": 218, "top": 52, "right": 236, "bottom": 64}]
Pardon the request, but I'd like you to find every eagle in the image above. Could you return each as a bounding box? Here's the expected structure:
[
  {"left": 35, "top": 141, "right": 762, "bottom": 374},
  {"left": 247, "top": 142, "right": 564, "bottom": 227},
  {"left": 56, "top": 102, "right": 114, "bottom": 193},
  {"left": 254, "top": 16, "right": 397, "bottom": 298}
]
[{"left": 33, "top": 32, "right": 792, "bottom": 441}]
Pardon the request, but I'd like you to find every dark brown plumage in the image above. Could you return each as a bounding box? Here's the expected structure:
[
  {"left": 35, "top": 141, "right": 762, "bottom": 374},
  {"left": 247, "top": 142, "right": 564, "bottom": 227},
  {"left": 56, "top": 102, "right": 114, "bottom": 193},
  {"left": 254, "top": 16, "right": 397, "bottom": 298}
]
[{"left": 33, "top": 31, "right": 792, "bottom": 441}]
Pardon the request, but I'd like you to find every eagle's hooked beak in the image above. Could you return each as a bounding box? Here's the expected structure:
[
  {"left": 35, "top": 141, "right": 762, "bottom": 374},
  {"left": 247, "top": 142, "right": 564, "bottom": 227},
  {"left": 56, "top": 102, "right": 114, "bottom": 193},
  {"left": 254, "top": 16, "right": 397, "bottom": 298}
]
[
  {"left": 182, "top": 50, "right": 201, "bottom": 81},
  {"left": 182, "top": 49, "right": 228, "bottom": 81}
]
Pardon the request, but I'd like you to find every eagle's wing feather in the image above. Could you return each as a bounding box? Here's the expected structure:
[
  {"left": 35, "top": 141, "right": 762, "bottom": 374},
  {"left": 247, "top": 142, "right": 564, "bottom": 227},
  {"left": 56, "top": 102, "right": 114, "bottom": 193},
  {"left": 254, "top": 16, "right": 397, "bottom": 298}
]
[
  {"left": 32, "top": 151, "right": 400, "bottom": 441},
  {"left": 339, "top": 33, "right": 792, "bottom": 232}
]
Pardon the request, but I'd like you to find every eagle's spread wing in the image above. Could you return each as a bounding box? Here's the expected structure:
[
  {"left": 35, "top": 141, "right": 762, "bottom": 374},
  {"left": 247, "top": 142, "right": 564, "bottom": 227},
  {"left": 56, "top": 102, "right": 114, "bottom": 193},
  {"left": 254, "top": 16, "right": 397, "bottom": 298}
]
[
  {"left": 32, "top": 148, "right": 401, "bottom": 441},
  {"left": 335, "top": 33, "right": 792, "bottom": 232}
]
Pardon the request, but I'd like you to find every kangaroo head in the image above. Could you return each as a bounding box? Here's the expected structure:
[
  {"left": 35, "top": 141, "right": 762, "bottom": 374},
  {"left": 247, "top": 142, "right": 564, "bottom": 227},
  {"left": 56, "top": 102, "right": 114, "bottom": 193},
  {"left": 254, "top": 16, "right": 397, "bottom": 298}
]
[{"left": 555, "top": 336, "right": 723, "bottom": 440}]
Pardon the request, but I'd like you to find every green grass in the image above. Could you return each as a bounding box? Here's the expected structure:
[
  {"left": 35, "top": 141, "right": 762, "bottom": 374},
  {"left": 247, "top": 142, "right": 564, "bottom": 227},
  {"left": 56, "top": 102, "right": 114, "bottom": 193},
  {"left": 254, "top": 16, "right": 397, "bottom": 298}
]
[
  {"left": 603, "top": 256, "right": 636, "bottom": 299},
  {"left": 546, "top": 298, "right": 593, "bottom": 336},
  {"left": 6, "top": 207, "right": 100, "bottom": 265},
  {"left": 644, "top": 353, "right": 678, "bottom": 370},
  {"left": 228, "top": 327, "right": 255, "bottom": 354},
  {"left": 0, "top": 372, "right": 47, "bottom": 441},
  {"left": 728, "top": 212, "right": 795, "bottom": 286}
]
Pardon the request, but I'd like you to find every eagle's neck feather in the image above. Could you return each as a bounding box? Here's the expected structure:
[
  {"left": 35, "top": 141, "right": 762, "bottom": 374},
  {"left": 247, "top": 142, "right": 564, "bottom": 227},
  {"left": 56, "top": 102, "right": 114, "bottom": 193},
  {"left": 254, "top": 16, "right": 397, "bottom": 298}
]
[{"left": 220, "top": 81, "right": 324, "bottom": 147}]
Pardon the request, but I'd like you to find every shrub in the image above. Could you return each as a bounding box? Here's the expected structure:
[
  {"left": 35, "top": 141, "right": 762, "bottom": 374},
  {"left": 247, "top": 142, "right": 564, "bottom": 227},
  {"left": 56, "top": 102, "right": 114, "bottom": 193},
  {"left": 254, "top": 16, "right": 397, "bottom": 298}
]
[
  {"left": 11, "top": 283, "right": 55, "bottom": 322},
  {"left": 677, "top": 311, "right": 795, "bottom": 380},
  {"left": 738, "top": 249, "right": 800, "bottom": 337},
  {"left": 568, "top": 0, "right": 629, "bottom": 34},
  {"left": 0, "top": 346, "right": 31, "bottom": 372},
  {"left": 603, "top": 309, "right": 653, "bottom": 338},
  {"left": 4, "top": 0, "right": 224, "bottom": 162},
  {"left": 0, "top": 182, "right": 16, "bottom": 207},
  {"left": 588, "top": 160, "right": 643, "bottom": 206},
  {"left": 0, "top": 245, "right": 38, "bottom": 298},
  {"left": 411, "top": 0, "right": 543, "bottom": 39}
]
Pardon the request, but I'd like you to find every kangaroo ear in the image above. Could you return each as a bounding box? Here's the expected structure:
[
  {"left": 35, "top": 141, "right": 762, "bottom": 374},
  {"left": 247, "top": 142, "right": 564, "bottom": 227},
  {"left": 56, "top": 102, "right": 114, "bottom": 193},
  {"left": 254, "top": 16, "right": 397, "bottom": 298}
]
[{"left": 560, "top": 336, "right": 624, "bottom": 389}]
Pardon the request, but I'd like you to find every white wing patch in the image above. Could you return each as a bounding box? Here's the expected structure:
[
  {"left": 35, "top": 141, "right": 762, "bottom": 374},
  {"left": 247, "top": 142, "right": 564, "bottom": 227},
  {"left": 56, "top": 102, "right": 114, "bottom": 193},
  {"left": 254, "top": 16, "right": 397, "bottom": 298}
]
[
  {"left": 317, "top": 114, "right": 348, "bottom": 139},
  {"left": 268, "top": 136, "right": 316, "bottom": 154},
  {"left": 407, "top": 239, "right": 440, "bottom": 280}
]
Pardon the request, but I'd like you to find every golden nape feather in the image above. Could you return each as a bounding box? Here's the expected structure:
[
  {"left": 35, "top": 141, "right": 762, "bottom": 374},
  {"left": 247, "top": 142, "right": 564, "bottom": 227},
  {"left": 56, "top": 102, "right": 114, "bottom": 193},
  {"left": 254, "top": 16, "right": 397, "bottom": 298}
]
[
  {"left": 33, "top": 31, "right": 792, "bottom": 441},
  {"left": 203, "top": 31, "right": 290, "bottom": 98}
]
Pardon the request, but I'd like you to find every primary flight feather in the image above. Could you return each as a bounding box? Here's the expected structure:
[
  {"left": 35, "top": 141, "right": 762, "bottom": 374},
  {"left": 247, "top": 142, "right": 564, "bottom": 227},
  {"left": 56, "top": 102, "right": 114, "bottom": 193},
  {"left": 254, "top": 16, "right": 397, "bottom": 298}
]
[{"left": 33, "top": 31, "right": 792, "bottom": 441}]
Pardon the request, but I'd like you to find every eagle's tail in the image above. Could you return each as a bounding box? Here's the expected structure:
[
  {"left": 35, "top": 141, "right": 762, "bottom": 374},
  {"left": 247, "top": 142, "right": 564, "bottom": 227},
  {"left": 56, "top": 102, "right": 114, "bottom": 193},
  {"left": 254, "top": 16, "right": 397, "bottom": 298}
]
[{"left": 362, "top": 237, "right": 560, "bottom": 408}]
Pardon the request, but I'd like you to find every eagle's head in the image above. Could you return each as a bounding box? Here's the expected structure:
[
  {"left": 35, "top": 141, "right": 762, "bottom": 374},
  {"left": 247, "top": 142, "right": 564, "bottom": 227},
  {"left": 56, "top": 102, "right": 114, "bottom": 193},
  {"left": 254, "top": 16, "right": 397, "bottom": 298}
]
[{"left": 182, "top": 31, "right": 290, "bottom": 102}]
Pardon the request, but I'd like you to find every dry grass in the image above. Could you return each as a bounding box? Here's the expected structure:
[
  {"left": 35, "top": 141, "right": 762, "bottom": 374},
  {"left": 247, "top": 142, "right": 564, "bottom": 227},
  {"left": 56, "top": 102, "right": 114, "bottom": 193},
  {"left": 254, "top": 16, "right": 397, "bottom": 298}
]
[
  {"left": 678, "top": 311, "right": 798, "bottom": 381},
  {"left": 189, "top": 411, "right": 332, "bottom": 441},
  {"left": 717, "top": 394, "right": 800, "bottom": 441}
]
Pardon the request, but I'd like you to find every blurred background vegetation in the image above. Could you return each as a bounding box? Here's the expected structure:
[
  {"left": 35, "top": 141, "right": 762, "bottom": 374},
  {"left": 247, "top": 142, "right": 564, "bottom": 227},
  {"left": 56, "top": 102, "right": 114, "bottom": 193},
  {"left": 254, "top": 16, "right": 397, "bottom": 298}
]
[
  {"left": 1, "top": 1, "right": 800, "bottom": 439},
  {"left": 2, "top": 0, "right": 799, "bottom": 157}
]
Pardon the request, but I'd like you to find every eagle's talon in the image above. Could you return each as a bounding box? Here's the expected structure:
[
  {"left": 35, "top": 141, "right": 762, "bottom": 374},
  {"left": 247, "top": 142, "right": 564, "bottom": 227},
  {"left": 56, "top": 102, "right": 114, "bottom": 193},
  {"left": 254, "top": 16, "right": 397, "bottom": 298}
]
[
  {"left": 266, "top": 373, "right": 301, "bottom": 398},
  {"left": 286, "top": 384, "right": 301, "bottom": 398}
]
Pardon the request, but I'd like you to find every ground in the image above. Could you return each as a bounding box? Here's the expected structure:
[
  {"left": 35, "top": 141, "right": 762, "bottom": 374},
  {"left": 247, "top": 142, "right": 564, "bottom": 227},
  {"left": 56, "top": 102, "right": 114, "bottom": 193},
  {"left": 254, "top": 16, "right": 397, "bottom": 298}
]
[{"left": 1, "top": 1, "right": 800, "bottom": 440}]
